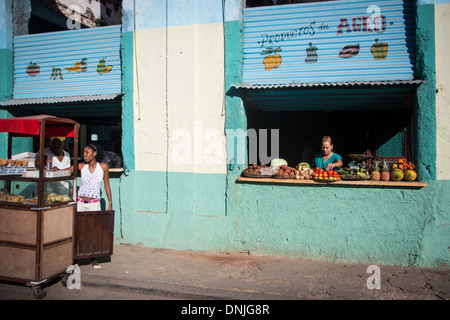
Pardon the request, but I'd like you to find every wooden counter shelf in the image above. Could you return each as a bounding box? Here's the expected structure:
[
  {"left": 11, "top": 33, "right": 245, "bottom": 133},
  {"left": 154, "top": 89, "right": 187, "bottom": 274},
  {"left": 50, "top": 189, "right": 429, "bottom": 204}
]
[
  {"left": 0, "top": 175, "right": 74, "bottom": 182},
  {"left": 237, "top": 176, "right": 427, "bottom": 189}
]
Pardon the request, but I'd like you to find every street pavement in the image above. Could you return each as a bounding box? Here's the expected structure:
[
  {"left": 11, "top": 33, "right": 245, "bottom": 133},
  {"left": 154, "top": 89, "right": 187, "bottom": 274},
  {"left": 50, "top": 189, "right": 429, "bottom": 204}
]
[
  {"left": 1, "top": 242, "right": 448, "bottom": 314},
  {"left": 74, "top": 243, "right": 449, "bottom": 301}
]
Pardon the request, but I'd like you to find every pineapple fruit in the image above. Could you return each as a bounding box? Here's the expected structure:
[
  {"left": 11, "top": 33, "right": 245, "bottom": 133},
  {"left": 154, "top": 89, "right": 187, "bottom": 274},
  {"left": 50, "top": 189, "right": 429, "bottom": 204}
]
[
  {"left": 370, "top": 160, "right": 380, "bottom": 181},
  {"left": 380, "top": 159, "right": 390, "bottom": 181}
]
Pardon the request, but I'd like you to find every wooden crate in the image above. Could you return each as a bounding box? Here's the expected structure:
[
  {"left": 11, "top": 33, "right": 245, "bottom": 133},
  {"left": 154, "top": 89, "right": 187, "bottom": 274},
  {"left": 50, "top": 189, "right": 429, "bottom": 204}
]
[
  {"left": 0, "top": 205, "right": 75, "bottom": 283},
  {"left": 74, "top": 210, "right": 114, "bottom": 260}
]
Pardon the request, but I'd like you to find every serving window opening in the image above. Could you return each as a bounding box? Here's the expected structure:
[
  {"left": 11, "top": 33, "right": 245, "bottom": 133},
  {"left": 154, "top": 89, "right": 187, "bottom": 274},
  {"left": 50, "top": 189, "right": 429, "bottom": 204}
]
[{"left": 244, "top": 85, "right": 416, "bottom": 172}]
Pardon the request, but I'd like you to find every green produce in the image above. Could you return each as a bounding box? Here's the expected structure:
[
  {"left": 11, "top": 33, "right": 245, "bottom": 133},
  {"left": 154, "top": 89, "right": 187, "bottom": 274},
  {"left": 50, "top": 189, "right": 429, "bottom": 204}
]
[
  {"left": 296, "top": 162, "right": 310, "bottom": 169},
  {"left": 339, "top": 167, "right": 369, "bottom": 180},
  {"left": 270, "top": 158, "right": 288, "bottom": 170}
]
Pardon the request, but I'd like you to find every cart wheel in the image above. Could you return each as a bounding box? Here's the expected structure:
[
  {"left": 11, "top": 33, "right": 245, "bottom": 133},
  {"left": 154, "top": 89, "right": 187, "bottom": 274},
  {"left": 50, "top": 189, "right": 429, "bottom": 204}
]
[{"left": 32, "top": 286, "right": 46, "bottom": 299}]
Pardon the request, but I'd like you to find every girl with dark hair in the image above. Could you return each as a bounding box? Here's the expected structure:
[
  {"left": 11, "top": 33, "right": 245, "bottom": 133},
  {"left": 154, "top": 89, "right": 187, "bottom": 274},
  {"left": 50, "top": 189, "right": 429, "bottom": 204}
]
[{"left": 75, "top": 143, "right": 112, "bottom": 212}]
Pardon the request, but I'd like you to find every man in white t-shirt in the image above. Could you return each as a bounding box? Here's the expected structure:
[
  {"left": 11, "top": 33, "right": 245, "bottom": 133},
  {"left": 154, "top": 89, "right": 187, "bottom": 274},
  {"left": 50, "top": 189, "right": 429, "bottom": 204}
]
[
  {"left": 44, "top": 137, "right": 71, "bottom": 170},
  {"left": 35, "top": 137, "right": 71, "bottom": 195}
]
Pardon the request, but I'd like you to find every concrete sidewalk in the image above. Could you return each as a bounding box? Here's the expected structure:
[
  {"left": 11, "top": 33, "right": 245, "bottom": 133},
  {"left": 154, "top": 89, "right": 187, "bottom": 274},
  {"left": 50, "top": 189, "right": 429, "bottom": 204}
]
[{"left": 77, "top": 243, "right": 449, "bottom": 300}]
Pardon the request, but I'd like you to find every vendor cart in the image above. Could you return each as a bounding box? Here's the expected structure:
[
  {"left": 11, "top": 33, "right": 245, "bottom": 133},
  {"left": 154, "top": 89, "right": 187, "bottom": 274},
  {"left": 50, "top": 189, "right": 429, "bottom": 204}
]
[{"left": 0, "top": 115, "right": 79, "bottom": 299}]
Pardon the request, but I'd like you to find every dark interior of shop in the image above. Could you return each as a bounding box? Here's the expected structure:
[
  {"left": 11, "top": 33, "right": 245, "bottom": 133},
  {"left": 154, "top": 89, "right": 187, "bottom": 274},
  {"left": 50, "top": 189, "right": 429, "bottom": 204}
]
[
  {"left": 5, "top": 99, "right": 123, "bottom": 168},
  {"left": 245, "top": 88, "right": 415, "bottom": 167}
]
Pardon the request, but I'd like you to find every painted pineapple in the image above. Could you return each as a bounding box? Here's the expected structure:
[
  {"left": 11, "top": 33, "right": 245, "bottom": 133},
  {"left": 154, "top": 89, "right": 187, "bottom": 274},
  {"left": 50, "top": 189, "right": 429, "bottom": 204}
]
[
  {"left": 370, "top": 160, "right": 380, "bottom": 181},
  {"left": 380, "top": 159, "right": 390, "bottom": 181}
]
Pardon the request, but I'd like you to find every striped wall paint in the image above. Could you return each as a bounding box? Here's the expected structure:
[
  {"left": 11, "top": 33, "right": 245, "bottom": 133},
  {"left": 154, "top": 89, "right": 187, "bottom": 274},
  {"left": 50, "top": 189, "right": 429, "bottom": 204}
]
[
  {"left": 131, "top": 2, "right": 227, "bottom": 175},
  {"left": 131, "top": 0, "right": 230, "bottom": 30}
]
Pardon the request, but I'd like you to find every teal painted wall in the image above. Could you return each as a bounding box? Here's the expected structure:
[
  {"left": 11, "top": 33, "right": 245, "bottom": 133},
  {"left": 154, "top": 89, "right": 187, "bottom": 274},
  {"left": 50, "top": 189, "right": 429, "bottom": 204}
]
[
  {"left": 0, "top": 0, "right": 13, "bottom": 102},
  {"left": 120, "top": 30, "right": 135, "bottom": 173},
  {"left": 227, "top": 178, "right": 441, "bottom": 266},
  {"left": 415, "top": 4, "right": 449, "bottom": 267},
  {"left": 114, "top": 173, "right": 449, "bottom": 267},
  {"left": 415, "top": 4, "right": 437, "bottom": 182},
  {"left": 0, "top": 49, "right": 13, "bottom": 102},
  {"left": 118, "top": 171, "right": 230, "bottom": 250},
  {"left": 225, "top": 19, "right": 246, "bottom": 172},
  {"left": 422, "top": 180, "right": 450, "bottom": 267}
]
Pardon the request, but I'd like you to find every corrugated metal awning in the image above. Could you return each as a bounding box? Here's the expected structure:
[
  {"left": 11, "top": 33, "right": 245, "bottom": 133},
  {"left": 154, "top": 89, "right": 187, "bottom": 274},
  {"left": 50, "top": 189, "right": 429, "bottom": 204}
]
[
  {"left": 233, "top": 80, "right": 424, "bottom": 112},
  {"left": 13, "top": 25, "right": 122, "bottom": 99},
  {"left": 242, "top": 0, "right": 416, "bottom": 84},
  {"left": 232, "top": 79, "right": 426, "bottom": 90},
  {"left": 0, "top": 94, "right": 122, "bottom": 118},
  {"left": 0, "top": 94, "right": 121, "bottom": 106}
]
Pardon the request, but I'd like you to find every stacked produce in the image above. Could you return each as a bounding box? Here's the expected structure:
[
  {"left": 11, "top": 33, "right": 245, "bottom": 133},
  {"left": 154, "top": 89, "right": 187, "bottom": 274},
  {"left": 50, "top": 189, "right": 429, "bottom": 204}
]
[
  {"left": 242, "top": 163, "right": 276, "bottom": 177},
  {"left": 271, "top": 159, "right": 314, "bottom": 179},
  {"left": 391, "top": 158, "right": 417, "bottom": 181},
  {"left": 241, "top": 157, "right": 418, "bottom": 183},
  {"left": 296, "top": 163, "right": 314, "bottom": 180},
  {"left": 274, "top": 164, "right": 298, "bottom": 179},
  {"left": 241, "top": 159, "right": 314, "bottom": 180},
  {"left": 313, "top": 168, "right": 341, "bottom": 180},
  {"left": 366, "top": 158, "right": 418, "bottom": 182},
  {"left": 380, "top": 159, "right": 390, "bottom": 181},
  {"left": 270, "top": 158, "right": 288, "bottom": 170},
  {"left": 370, "top": 160, "right": 381, "bottom": 181},
  {"left": 338, "top": 168, "right": 370, "bottom": 180},
  {"left": 274, "top": 164, "right": 314, "bottom": 180},
  {"left": 243, "top": 163, "right": 264, "bottom": 175}
]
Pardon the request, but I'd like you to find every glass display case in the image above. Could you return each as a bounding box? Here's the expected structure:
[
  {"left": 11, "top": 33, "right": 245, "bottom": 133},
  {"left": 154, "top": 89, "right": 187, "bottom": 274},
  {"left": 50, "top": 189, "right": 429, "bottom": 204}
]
[{"left": 0, "top": 177, "right": 74, "bottom": 206}]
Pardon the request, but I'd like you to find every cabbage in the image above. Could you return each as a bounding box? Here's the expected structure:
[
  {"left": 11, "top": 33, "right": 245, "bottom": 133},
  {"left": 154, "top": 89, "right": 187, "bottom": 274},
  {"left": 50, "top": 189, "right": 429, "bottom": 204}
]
[{"left": 270, "top": 158, "right": 287, "bottom": 170}]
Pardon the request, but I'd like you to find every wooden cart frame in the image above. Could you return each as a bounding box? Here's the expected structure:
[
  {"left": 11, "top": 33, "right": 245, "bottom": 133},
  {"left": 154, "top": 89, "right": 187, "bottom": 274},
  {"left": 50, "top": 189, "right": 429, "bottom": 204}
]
[
  {"left": 0, "top": 116, "right": 115, "bottom": 299},
  {"left": 0, "top": 115, "right": 79, "bottom": 299}
]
